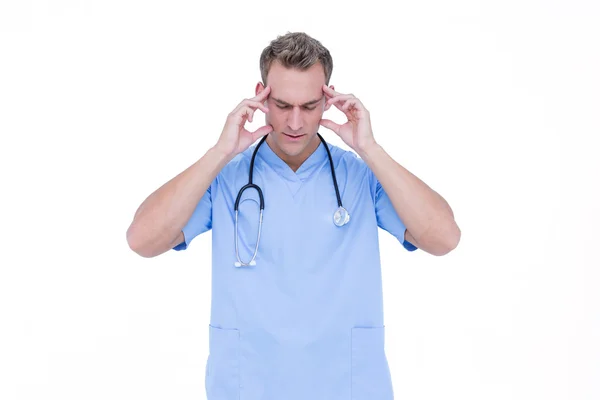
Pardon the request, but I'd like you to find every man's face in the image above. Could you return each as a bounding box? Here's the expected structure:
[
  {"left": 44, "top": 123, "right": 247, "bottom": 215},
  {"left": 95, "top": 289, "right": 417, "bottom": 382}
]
[{"left": 255, "top": 61, "right": 333, "bottom": 169}]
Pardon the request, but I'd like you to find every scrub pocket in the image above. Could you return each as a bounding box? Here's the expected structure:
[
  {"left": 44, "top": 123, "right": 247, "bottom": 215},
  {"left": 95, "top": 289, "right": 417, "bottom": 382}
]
[
  {"left": 351, "top": 326, "right": 394, "bottom": 400},
  {"left": 206, "top": 324, "right": 240, "bottom": 400}
]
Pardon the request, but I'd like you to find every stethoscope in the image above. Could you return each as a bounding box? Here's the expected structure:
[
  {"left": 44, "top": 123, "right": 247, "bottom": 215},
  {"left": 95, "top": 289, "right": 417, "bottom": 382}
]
[{"left": 234, "top": 132, "right": 350, "bottom": 267}]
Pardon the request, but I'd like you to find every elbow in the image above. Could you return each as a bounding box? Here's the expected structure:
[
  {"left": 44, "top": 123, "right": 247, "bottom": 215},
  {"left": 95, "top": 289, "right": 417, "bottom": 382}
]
[
  {"left": 435, "top": 223, "right": 461, "bottom": 256},
  {"left": 126, "top": 226, "right": 158, "bottom": 258},
  {"left": 451, "top": 223, "right": 462, "bottom": 250},
  {"left": 421, "top": 222, "right": 461, "bottom": 257}
]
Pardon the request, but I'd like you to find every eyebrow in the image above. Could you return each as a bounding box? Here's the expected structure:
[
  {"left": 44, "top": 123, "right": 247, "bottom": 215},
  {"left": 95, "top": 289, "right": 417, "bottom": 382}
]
[{"left": 271, "top": 96, "right": 323, "bottom": 107}]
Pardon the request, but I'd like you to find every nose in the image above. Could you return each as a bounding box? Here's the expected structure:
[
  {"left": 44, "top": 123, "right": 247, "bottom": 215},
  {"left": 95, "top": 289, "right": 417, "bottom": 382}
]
[{"left": 287, "top": 106, "right": 303, "bottom": 132}]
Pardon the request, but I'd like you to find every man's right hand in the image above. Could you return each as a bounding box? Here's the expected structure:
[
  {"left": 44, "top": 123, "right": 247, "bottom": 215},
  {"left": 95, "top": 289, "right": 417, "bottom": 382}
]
[{"left": 214, "top": 86, "right": 273, "bottom": 158}]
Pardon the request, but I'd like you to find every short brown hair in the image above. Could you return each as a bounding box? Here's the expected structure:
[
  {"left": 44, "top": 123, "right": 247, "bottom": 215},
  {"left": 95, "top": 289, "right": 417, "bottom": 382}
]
[{"left": 259, "top": 32, "right": 333, "bottom": 86}]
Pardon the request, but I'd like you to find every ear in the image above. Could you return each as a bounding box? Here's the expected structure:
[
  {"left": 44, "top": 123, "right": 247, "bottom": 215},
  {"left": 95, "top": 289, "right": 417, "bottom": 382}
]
[
  {"left": 255, "top": 81, "right": 265, "bottom": 96},
  {"left": 256, "top": 81, "right": 268, "bottom": 106}
]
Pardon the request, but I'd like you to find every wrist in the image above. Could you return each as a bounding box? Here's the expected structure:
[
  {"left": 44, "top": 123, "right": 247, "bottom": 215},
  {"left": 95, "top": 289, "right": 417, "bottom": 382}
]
[
  {"left": 357, "top": 141, "right": 382, "bottom": 162},
  {"left": 209, "top": 144, "right": 235, "bottom": 164}
]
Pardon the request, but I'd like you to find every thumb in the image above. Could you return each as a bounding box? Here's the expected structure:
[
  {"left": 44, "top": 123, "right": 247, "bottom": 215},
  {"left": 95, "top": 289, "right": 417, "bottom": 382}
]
[
  {"left": 320, "top": 119, "right": 341, "bottom": 134},
  {"left": 251, "top": 124, "right": 273, "bottom": 141}
]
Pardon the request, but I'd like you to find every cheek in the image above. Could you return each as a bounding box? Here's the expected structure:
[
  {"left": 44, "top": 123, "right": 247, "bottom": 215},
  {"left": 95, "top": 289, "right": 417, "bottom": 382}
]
[
  {"left": 308, "top": 110, "right": 323, "bottom": 124},
  {"left": 266, "top": 110, "right": 284, "bottom": 126}
]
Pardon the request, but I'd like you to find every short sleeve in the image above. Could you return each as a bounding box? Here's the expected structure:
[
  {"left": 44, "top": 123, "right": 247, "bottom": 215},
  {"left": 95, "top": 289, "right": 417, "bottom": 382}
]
[
  {"left": 373, "top": 176, "right": 418, "bottom": 252},
  {"left": 172, "top": 183, "right": 213, "bottom": 251}
]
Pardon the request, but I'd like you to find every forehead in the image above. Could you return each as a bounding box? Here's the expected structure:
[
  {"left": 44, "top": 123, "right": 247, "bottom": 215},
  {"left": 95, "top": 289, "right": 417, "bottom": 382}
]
[{"left": 266, "top": 61, "right": 325, "bottom": 103}]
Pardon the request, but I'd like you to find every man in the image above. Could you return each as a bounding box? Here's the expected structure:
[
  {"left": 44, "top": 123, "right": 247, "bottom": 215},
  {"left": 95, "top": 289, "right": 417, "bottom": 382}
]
[{"left": 127, "top": 32, "right": 460, "bottom": 400}]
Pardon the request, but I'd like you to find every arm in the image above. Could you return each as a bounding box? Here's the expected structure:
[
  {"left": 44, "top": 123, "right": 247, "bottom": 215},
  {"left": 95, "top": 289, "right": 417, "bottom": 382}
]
[
  {"left": 126, "top": 87, "right": 274, "bottom": 258},
  {"left": 358, "top": 143, "right": 461, "bottom": 256},
  {"left": 318, "top": 85, "right": 460, "bottom": 256},
  {"left": 126, "top": 146, "right": 233, "bottom": 258}
]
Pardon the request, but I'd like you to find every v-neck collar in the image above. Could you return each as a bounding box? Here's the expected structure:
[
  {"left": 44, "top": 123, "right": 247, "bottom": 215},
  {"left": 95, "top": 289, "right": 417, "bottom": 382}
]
[{"left": 255, "top": 134, "right": 329, "bottom": 183}]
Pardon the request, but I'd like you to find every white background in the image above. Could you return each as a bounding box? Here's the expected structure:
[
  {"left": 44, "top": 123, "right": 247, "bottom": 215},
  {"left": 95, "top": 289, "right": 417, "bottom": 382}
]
[{"left": 1, "top": 0, "right": 599, "bottom": 399}]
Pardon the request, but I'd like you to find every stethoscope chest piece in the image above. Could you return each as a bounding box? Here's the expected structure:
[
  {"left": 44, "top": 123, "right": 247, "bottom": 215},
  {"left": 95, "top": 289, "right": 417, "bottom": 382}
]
[{"left": 333, "top": 206, "right": 350, "bottom": 227}]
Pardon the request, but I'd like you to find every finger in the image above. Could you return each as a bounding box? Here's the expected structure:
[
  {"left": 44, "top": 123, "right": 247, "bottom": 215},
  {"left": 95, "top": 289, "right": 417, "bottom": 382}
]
[
  {"left": 322, "top": 84, "right": 341, "bottom": 97},
  {"left": 328, "top": 96, "right": 356, "bottom": 116},
  {"left": 327, "top": 94, "right": 354, "bottom": 106},
  {"left": 319, "top": 118, "right": 341, "bottom": 134},
  {"left": 229, "top": 105, "right": 253, "bottom": 125},
  {"left": 245, "top": 106, "right": 260, "bottom": 124},
  {"left": 251, "top": 124, "right": 274, "bottom": 141},
  {"left": 342, "top": 99, "right": 359, "bottom": 112},
  {"left": 244, "top": 99, "right": 269, "bottom": 114},
  {"left": 234, "top": 99, "right": 269, "bottom": 115},
  {"left": 253, "top": 85, "right": 271, "bottom": 102}
]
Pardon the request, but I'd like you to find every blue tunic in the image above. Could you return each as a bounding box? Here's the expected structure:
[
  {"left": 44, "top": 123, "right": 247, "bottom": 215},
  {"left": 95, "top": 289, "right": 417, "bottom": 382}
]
[{"left": 173, "top": 137, "right": 417, "bottom": 400}]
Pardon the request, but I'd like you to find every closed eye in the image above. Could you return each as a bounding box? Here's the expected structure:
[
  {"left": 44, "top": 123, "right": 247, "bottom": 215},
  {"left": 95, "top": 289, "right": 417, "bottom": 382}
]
[{"left": 277, "top": 104, "right": 316, "bottom": 111}]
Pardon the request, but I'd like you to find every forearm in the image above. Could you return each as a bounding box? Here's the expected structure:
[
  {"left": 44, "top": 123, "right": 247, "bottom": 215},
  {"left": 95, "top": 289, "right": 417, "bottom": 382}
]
[
  {"left": 359, "top": 143, "right": 460, "bottom": 254},
  {"left": 126, "top": 146, "right": 232, "bottom": 257}
]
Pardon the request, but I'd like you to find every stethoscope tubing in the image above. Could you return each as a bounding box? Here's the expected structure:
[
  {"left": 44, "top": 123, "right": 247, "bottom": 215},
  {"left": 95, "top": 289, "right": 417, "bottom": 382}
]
[{"left": 234, "top": 133, "right": 347, "bottom": 267}]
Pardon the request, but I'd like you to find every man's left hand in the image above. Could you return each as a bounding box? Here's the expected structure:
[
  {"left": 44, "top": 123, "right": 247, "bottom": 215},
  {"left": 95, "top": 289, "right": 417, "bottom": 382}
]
[{"left": 319, "top": 85, "right": 378, "bottom": 155}]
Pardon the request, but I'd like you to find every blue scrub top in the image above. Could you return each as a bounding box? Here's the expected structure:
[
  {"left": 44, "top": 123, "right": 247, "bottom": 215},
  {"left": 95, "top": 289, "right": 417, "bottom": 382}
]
[{"left": 174, "top": 137, "right": 417, "bottom": 400}]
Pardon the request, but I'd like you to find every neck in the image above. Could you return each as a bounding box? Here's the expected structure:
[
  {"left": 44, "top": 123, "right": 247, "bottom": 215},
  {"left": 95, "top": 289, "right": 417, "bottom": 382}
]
[{"left": 267, "top": 134, "right": 322, "bottom": 172}]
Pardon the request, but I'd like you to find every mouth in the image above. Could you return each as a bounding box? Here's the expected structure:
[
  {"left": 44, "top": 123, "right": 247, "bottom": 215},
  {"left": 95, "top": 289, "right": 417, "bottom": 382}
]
[{"left": 283, "top": 133, "right": 305, "bottom": 139}]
